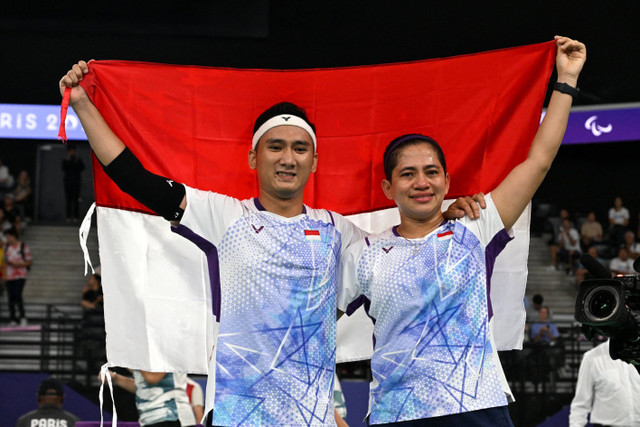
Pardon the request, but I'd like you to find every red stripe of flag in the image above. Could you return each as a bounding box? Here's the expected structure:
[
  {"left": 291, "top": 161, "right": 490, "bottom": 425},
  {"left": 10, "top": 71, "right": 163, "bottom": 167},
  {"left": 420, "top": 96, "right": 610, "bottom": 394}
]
[{"left": 81, "top": 41, "right": 556, "bottom": 215}]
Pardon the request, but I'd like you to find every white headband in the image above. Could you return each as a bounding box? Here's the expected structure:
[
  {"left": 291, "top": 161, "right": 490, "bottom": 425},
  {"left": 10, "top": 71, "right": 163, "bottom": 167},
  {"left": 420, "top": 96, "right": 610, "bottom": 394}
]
[{"left": 252, "top": 114, "right": 317, "bottom": 151}]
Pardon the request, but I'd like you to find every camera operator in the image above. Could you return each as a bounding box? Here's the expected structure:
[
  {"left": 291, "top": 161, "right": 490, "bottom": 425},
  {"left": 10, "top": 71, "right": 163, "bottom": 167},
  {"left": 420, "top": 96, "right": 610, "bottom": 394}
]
[{"left": 569, "top": 339, "right": 640, "bottom": 427}]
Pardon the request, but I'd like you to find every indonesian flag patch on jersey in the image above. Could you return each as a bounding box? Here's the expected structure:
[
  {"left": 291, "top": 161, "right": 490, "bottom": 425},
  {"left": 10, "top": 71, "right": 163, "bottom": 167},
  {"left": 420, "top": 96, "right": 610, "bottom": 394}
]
[
  {"left": 437, "top": 230, "right": 454, "bottom": 240},
  {"left": 304, "top": 229, "right": 322, "bottom": 241}
]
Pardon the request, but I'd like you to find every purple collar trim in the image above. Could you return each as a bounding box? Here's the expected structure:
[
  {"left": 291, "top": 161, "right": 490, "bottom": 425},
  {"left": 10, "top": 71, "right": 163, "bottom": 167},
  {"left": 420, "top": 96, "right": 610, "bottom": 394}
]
[
  {"left": 253, "top": 197, "right": 307, "bottom": 214},
  {"left": 392, "top": 220, "right": 448, "bottom": 237}
]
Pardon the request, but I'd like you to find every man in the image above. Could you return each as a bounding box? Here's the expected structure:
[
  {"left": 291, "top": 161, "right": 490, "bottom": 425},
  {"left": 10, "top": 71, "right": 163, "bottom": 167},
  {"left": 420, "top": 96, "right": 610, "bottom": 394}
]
[
  {"left": 61, "top": 144, "right": 85, "bottom": 223},
  {"left": 554, "top": 217, "right": 582, "bottom": 274},
  {"left": 15, "top": 377, "right": 80, "bottom": 427},
  {"left": 60, "top": 63, "right": 479, "bottom": 426},
  {"left": 580, "top": 211, "right": 603, "bottom": 249},
  {"left": 108, "top": 370, "right": 196, "bottom": 426},
  {"left": 530, "top": 306, "right": 559, "bottom": 345},
  {"left": 609, "top": 247, "right": 635, "bottom": 275},
  {"left": 569, "top": 340, "right": 640, "bottom": 427}
]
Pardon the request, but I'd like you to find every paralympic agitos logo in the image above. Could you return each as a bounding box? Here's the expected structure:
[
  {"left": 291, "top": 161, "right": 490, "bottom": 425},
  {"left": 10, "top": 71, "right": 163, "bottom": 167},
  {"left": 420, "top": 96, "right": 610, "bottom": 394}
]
[{"left": 585, "top": 115, "right": 613, "bottom": 137}]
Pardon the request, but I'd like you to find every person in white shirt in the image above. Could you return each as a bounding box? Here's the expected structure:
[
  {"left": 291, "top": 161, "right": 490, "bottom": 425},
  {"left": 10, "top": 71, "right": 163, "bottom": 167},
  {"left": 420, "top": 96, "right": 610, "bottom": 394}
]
[
  {"left": 554, "top": 218, "right": 582, "bottom": 274},
  {"left": 609, "top": 196, "right": 630, "bottom": 247},
  {"left": 609, "top": 247, "right": 635, "bottom": 275},
  {"left": 569, "top": 339, "right": 640, "bottom": 427}
]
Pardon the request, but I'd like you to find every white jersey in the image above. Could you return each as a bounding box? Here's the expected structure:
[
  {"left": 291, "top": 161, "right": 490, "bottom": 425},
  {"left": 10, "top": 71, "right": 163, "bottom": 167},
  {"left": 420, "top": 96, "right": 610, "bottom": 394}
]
[
  {"left": 133, "top": 371, "right": 195, "bottom": 426},
  {"left": 177, "top": 186, "right": 365, "bottom": 426},
  {"left": 338, "top": 194, "right": 511, "bottom": 424}
]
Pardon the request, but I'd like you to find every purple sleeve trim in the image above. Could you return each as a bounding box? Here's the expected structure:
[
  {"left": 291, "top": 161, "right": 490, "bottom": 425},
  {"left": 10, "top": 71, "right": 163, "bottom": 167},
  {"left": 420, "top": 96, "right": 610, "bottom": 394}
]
[
  {"left": 171, "top": 224, "right": 222, "bottom": 321},
  {"left": 327, "top": 210, "right": 335, "bottom": 226},
  {"left": 364, "top": 237, "right": 371, "bottom": 247},
  {"left": 345, "top": 295, "right": 366, "bottom": 316},
  {"left": 345, "top": 295, "right": 375, "bottom": 325},
  {"left": 485, "top": 228, "right": 513, "bottom": 320},
  {"left": 345, "top": 295, "right": 377, "bottom": 349}
]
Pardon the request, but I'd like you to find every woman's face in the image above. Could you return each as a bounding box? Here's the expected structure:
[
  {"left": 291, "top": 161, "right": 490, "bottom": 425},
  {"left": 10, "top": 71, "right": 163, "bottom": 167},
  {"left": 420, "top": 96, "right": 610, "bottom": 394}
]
[{"left": 382, "top": 143, "right": 450, "bottom": 223}]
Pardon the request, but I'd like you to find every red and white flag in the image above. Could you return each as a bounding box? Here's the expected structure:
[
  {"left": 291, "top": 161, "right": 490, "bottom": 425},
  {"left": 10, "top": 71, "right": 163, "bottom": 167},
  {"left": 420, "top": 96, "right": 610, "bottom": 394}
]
[{"left": 75, "top": 41, "right": 556, "bottom": 372}]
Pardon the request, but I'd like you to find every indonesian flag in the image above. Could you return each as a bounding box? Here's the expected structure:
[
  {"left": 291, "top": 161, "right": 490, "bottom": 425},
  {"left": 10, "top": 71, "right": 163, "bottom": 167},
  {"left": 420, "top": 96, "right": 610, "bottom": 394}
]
[{"left": 76, "top": 41, "right": 556, "bottom": 372}]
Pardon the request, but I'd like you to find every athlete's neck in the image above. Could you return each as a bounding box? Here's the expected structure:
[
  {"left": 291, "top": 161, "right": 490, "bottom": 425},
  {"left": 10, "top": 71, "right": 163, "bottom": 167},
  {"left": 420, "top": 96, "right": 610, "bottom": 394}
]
[
  {"left": 257, "top": 193, "right": 305, "bottom": 218},
  {"left": 397, "top": 212, "right": 445, "bottom": 239}
]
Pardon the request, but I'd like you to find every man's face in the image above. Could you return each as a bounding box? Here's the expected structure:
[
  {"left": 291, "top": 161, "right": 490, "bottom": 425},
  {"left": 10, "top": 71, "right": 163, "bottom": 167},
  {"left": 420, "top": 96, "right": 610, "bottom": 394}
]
[
  {"left": 619, "top": 249, "right": 628, "bottom": 261},
  {"left": 381, "top": 143, "right": 450, "bottom": 222},
  {"left": 249, "top": 125, "right": 317, "bottom": 202},
  {"left": 615, "top": 197, "right": 623, "bottom": 209},
  {"left": 88, "top": 276, "right": 99, "bottom": 290},
  {"left": 539, "top": 308, "right": 549, "bottom": 322}
]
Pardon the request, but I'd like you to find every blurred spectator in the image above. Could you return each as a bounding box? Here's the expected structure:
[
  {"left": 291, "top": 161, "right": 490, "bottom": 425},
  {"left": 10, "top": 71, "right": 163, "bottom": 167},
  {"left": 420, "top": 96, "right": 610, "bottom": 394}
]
[
  {"left": 0, "top": 209, "right": 9, "bottom": 240},
  {"left": 609, "top": 247, "right": 635, "bottom": 275},
  {"left": 621, "top": 230, "right": 640, "bottom": 260},
  {"left": 569, "top": 340, "right": 640, "bottom": 427},
  {"left": 12, "top": 170, "right": 32, "bottom": 219},
  {"left": 62, "top": 144, "right": 85, "bottom": 223},
  {"left": 526, "top": 294, "right": 545, "bottom": 323},
  {"left": 637, "top": 211, "right": 640, "bottom": 245},
  {"left": 575, "top": 246, "right": 608, "bottom": 286},
  {"left": 0, "top": 155, "right": 15, "bottom": 194},
  {"left": 185, "top": 377, "right": 204, "bottom": 424},
  {"left": 3, "top": 226, "right": 32, "bottom": 326},
  {"left": 333, "top": 372, "right": 349, "bottom": 427},
  {"left": 76, "top": 274, "right": 105, "bottom": 372},
  {"left": 530, "top": 306, "right": 559, "bottom": 346},
  {"left": 107, "top": 370, "right": 196, "bottom": 426},
  {"left": 15, "top": 377, "right": 80, "bottom": 427},
  {"left": 550, "top": 218, "right": 581, "bottom": 274},
  {"left": 608, "top": 196, "right": 629, "bottom": 248},
  {"left": 81, "top": 273, "right": 103, "bottom": 319},
  {"left": 580, "top": 211, "right": 603, "bottom": 250},
  {"left": 3, "top": 194, "right": 23, "bottom": 232}
]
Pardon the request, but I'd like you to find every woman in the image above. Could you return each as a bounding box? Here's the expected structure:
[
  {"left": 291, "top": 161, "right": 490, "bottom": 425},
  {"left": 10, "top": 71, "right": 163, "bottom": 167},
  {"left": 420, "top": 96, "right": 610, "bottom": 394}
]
[
  {"left": 338, "top": 36, "right": 586, "bottom": 425},
  {"left": 3, "top": 226, "right": 32, "bottom": 326}
]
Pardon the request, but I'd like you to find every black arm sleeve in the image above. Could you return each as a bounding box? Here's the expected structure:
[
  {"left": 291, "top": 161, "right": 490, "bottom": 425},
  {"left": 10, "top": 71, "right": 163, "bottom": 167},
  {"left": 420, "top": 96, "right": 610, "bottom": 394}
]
[{"left": 103, "top": 148, "right": 185, "bottom": 222}]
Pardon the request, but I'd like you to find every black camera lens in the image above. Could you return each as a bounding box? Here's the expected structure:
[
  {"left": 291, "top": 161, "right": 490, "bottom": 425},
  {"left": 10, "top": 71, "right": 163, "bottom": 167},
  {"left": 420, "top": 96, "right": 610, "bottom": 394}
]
[
  {"left": 588, "top": 290, "right": 617, "bottom": 319},
  {"left": 585, "top": 287, "right": 619, "bottom": 321}
]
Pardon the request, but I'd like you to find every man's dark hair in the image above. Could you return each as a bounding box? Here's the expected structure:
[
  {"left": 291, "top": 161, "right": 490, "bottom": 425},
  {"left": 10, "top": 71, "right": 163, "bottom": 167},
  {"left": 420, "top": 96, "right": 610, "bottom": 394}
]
[
  {"left": 383, "top": 134, "right": 446, "bottom": 181},
  {"left": 253, "top": 102, "right": 316, "bottom": 136},
  {"left": 38, "top": 378, "right": 64, "bottom": 396},
  {"left": 532, "top": 294, "right": 544, "bottom": 305}
]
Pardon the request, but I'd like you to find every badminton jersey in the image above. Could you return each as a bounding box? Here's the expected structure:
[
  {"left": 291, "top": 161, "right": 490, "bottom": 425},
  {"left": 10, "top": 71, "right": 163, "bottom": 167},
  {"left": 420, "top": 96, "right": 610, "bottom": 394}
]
[
  {"left": 133, "top": 371, "right": 195, "bottom": 426},
  {"left": 176, "top": 186, "right": 365, "bottom": 426},
  {"left": 338, "top": 194, "right": 512, "bottom": 424}
]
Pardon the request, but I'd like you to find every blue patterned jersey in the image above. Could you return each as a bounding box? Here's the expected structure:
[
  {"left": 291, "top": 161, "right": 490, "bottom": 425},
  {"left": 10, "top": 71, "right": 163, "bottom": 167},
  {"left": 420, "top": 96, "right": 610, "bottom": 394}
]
[
  {"left": 338, "top": 195, "right": 512, "bottom": 424},
  {"left": 176, "top": 186, "right": 365, "bottom": 426}
]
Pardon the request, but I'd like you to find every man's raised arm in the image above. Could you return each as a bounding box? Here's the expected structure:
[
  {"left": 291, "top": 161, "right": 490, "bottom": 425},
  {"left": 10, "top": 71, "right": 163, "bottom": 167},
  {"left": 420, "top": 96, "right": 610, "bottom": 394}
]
[{"left": 59, "top": 60, "right": 187, "bottom": 221}]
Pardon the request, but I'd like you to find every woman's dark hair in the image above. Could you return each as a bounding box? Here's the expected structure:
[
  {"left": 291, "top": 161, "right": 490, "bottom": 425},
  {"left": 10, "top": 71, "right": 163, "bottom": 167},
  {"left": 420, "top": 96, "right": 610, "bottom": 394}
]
[
  {"left": 3, "top": 226, "right": 20, "bottom": 239},
  {"left": 253, "top": 102, "right": 316, "bottom": 136},
  {"left": 383, "top": 134, "right": 446, "bottom": 180}
]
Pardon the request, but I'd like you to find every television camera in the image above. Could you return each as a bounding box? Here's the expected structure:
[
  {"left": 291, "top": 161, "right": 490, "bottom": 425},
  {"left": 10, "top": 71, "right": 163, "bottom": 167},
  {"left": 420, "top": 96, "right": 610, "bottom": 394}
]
[{"left": 574, "top": 253, "right": 640, "bottom": 369}]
